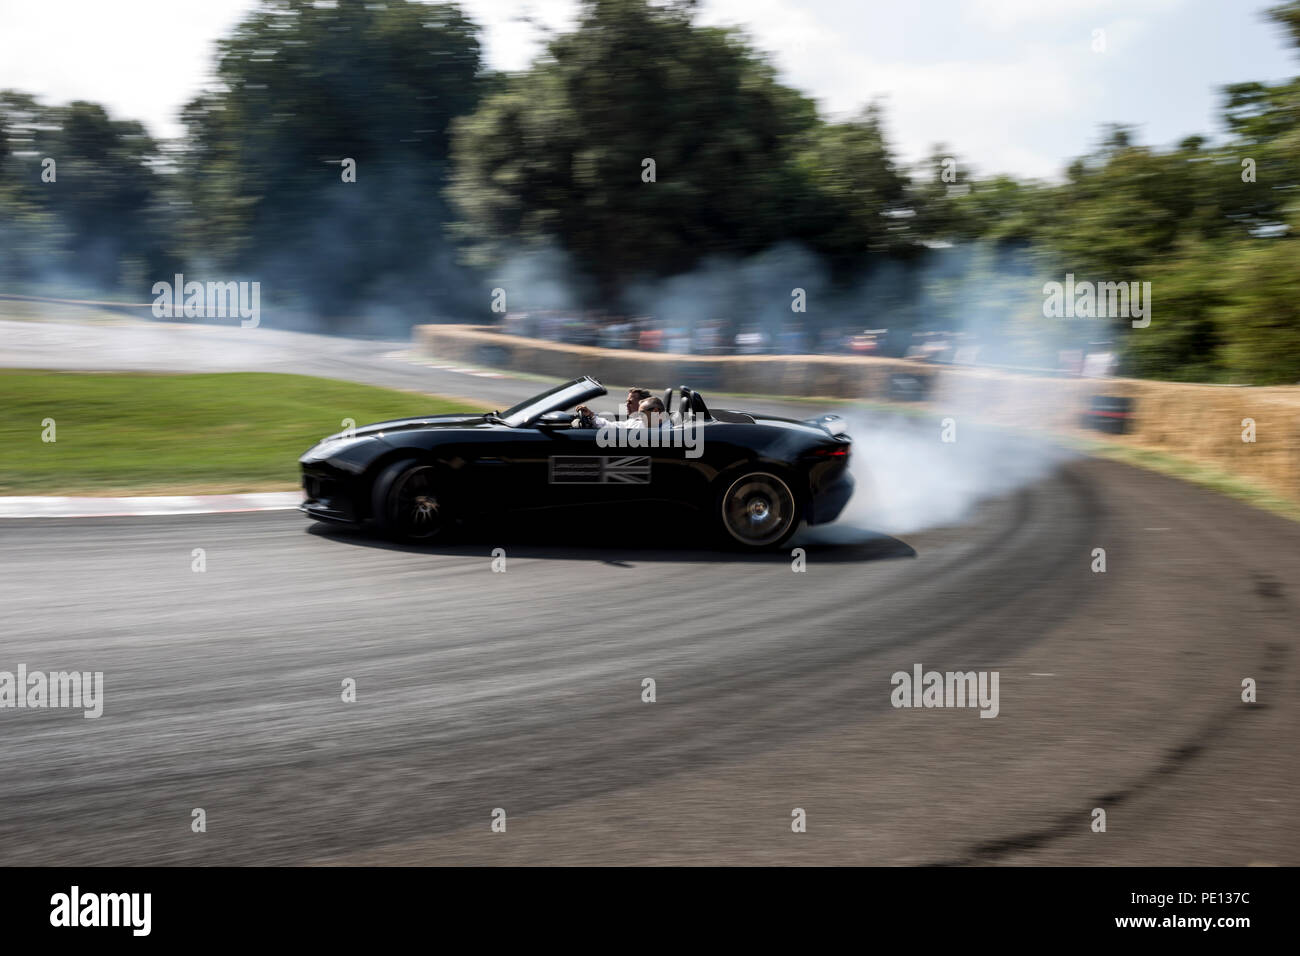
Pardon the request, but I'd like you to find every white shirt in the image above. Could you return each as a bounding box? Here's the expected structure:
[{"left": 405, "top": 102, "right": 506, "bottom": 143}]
[{"left": 590, "top": 412, "right": 670, "bottom": 429}]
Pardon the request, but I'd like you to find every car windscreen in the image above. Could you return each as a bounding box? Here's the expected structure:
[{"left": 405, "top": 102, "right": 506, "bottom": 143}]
[{"left": 501, "top": 378, "right": 604, "bottom": 427}]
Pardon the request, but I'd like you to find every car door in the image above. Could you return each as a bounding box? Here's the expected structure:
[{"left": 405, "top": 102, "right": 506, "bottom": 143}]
[
  {"left": 468, "top": 420, "right": 636, "bottom": 514},
  {"left": 643, "top": 416, "right": 710, "bottom": 511},
  {"left": 542, "top": 421, "right": 654, "bottom": 512}
]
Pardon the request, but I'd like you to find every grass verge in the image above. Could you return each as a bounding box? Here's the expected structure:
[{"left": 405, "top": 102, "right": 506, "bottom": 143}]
[
  {"left": 1068, "top": 436, "right": 1300, "bottom": 523},
  {"left": 0, "top": 370, "right": 478, "bottom": 495}
]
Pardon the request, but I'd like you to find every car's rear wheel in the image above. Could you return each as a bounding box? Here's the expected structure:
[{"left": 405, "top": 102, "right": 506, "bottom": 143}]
[
  {"left": 372, "top": 460, "right": 446, "bottom": 542},
  {"left": 717, "top": 470, "right": 800, "bottom": 549}
]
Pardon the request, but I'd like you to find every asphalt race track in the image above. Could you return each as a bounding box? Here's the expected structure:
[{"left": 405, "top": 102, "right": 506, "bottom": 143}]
[{"left": 1, "top": 319, "right": 1297, "bottom": 864}]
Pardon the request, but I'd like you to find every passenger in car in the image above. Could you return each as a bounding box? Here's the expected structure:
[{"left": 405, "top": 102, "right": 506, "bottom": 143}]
[{"left": 575, "top": 396, "right": 671, "bottom": 429}]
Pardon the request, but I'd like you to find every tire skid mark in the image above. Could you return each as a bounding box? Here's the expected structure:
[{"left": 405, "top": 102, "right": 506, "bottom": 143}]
[{"left": 938, "top": 642, "right": 1289, "bottom": 865}]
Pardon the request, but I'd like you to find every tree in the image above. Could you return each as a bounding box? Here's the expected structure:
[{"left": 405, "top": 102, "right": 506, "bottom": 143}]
[
  {"left": 0, "top": 92, "right": 175, "bottom": 289},
  {"left": 180, "top": 0, "right": 486, "bottom": 318},
  {"left": 449, "top": 0, "right": 833, "bottom": 303},
  {"left": 796, "top": 107, "right": 915, "bottom": 272}
]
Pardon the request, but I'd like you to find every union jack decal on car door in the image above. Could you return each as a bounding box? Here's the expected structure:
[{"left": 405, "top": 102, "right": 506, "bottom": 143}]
[{"left": 549, "top": 456, "right": 651, "bottom": 484}]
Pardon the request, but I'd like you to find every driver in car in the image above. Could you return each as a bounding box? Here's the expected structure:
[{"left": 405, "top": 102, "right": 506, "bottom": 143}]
[
  {"left": 576, "top": 396, "right": 671, "bottom": 430},
  {"left": 574, "top": 387, "right": 653, "bottom": 428}
]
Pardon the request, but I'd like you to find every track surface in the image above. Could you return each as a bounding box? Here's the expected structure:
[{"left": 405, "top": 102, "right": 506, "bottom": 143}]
[{"left": 1, "top": 318, "right": 1297, "bottom": 864}]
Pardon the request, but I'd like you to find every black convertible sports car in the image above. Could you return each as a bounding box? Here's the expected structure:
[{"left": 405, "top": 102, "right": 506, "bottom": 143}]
[{"left": 299, "top": 376, "right": 853, "bottom": 549}]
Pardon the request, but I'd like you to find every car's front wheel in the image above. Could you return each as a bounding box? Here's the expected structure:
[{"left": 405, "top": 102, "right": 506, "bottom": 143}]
[
  {"left": 371, "top": 459, "right": 447, "bottom": 542},
  {"left": 716, "top": 470, "right": 800, "bottom": 549}
]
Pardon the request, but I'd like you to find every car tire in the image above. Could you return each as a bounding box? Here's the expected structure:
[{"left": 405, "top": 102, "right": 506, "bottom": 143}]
[
  {"left": 715, "top": 470, "right": 801, "bottom": 550},
  {"left": 371, "top": 459, "right": 447, "bottom": 542}
]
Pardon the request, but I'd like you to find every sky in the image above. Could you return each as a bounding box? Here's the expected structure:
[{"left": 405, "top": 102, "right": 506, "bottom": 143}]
[{"left": 0, "top": 0, "right": 1295, "bottom": 180}]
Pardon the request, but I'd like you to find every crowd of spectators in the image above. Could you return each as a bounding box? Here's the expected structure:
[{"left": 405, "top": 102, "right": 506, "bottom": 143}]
[{"left": 495, "top": 312, "right": 1115, "bottom": 377}]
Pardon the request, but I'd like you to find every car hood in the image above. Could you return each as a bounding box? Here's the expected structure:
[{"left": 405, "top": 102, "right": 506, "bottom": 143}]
[{"left": 336, "top": 413, "right": 491, "bottom": 440}]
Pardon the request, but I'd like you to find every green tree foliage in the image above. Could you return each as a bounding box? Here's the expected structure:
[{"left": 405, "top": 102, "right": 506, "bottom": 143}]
[
  {"left": 1215, "top": 231, "right": 1300, "bottom": 383},
  {"left": 180, "top": 0, "right": 485, "bottom": 316},
  {"left": 449, "top": 0, "right": 881, "bottom": 300},
  {"left": 798, "top": 108, "right": 915, "bottom": 270},
  {"left": 916, "top": 1, "right": 1300, "bottom": 383},
  {"left": 0, "top": 92, "right": 174, "bottom": 289}
]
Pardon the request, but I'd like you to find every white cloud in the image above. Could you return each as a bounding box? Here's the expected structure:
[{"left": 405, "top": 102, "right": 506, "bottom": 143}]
[
  {"left": 963, "top": 0, "right": 1184, "bottom": 31},
  {"left": 0, "top": 0, "right": 258, "bottom": 138},
  {"left": 463, "top": 0, "right": 576, "bottom": 71}
]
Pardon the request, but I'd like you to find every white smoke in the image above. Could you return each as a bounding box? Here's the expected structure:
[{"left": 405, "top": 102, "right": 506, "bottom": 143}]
[{"left": 830, "top": 403, "right": 1073, "bottom": 536}]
